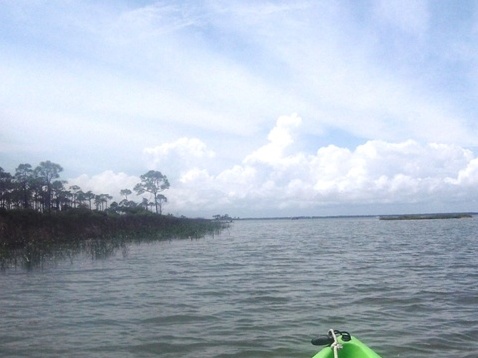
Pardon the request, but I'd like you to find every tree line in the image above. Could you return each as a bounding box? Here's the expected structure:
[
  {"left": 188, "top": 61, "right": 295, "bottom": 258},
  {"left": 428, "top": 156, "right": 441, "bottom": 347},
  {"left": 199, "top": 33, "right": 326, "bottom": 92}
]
[{"left": 0, "top": 161, "right": 170, "bottom": 215}]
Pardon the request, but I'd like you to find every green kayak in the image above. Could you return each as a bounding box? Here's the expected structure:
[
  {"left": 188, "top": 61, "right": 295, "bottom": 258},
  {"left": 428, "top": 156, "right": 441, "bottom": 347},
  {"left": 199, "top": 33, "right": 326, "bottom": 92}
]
[{"left": 311, "top": 330, "right": 382, "bottom": 358}]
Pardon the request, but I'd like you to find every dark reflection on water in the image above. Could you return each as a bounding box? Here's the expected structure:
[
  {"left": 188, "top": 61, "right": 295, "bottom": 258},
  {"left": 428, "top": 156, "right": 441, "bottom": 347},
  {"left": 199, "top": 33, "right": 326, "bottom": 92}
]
[
  {"left": 0, "top": 227, "right": 224, "bottom": 271},
  {"left": 0, "top": 238, "right": 129, "bottom": 270},
  {"left": 1, "top": 218, "right": 478, "bottom": 358}
]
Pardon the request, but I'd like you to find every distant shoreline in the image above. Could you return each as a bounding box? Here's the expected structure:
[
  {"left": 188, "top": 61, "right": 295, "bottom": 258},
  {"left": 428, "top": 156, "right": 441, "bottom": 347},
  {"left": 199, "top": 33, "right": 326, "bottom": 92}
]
[
  {"left": 378, "top": 213, "right": 473, "bottom": 220},
  {"left": 234, "top": 212, "right": 476, "bottom": 221}
]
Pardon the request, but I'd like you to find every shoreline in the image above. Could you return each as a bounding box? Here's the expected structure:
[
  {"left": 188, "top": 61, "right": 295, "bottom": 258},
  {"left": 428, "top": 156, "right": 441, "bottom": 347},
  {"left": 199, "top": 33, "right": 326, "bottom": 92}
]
[{"left": 378, "top": 213, "right": 473, "bottom": 220}]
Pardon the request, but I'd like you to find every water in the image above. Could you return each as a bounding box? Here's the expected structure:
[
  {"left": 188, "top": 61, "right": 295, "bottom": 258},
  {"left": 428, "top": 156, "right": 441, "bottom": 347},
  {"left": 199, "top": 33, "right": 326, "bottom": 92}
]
[{"left": 1, "top": 217, "right": 478, "bottom": 357}]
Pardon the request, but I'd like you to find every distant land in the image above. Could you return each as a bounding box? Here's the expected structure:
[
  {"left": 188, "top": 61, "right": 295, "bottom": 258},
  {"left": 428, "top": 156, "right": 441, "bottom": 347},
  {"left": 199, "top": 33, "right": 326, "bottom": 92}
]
[
  {"left": 234, "top": 213, "right": 476, "bottom": 221},
  {"left": 235, "top": 215, "right": 375, "bottom": 220},
  {"left": 378, "top": 213, "right": 474, "bottom": 220}
]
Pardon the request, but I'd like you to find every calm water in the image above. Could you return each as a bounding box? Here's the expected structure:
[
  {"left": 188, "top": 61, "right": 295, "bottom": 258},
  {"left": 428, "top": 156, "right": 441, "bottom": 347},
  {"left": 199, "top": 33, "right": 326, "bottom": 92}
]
[{"left": 1, "top": 217, "right": 477, "bottom": 357}]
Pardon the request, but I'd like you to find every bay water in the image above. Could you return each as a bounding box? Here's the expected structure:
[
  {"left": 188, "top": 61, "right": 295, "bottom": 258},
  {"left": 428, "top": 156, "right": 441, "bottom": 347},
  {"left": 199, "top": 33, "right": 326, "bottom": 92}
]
[{"left": 1, "top": 217, "right": 477, "bottom": 357}]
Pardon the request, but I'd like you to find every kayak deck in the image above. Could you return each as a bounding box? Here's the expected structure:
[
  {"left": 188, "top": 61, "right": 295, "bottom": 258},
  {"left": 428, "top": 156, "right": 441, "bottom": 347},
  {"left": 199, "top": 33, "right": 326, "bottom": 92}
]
[{"left": 311, "top": 334, "right": 382, "bottom": 358}]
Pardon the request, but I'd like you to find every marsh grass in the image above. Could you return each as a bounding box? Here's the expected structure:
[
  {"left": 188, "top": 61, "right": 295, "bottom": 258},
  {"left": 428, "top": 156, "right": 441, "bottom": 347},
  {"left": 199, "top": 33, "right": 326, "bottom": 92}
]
[{"left": 0, "top": 209, "right": 229, "bottom": 270}]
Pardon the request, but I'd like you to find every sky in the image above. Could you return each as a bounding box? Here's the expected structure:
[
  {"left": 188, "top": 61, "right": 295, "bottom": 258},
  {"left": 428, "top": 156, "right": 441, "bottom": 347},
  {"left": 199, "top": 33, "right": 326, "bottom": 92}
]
[{"left": 2, "top": 0, "right": 478, "bottom": 218}]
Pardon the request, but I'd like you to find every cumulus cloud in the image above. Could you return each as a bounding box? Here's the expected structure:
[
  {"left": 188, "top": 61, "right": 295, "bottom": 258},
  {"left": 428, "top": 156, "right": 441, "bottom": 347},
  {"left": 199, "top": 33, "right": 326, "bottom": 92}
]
[
  {"left": 163, "top": 115, "right": 478, "bottom": 216},
  {"left": 245, "top": 114, "right": 302, "bottom": 166},
  {"left": 308, "top": 140, "right": 471, "bottom": 204},
  {"left": 68, "top": 171, "right": 140, "bottom": 203},
  {"left": 447, "top": 158, "right": 478, "bottom": 186},
  {"left": 143, "top": 137, "right": 216, "bottom": 172},
  {"left": 64, "top": 114, "right": 478, "bottom": 217}
]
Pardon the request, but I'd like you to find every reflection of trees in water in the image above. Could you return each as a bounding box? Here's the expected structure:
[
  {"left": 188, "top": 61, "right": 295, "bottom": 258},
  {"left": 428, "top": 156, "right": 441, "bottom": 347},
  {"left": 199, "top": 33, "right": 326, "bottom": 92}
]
[
  {"left": 1, "top": 225, "right": 228, "bottom": 271},
  {"left": 1, "top": 238, "right": 127, "bottom": 270},
  {"left": 0, "top": 209, "right": 229, "bottom": 270}
]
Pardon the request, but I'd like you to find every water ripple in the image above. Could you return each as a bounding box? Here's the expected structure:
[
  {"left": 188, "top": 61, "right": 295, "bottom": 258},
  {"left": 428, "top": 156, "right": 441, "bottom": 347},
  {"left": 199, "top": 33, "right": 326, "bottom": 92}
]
[{"left": 1, "top": 218, "right": 478, "bottom": 357}]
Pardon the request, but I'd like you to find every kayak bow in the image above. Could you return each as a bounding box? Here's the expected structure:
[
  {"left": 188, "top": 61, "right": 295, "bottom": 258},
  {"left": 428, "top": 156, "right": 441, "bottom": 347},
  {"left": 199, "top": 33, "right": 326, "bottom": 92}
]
[{"left": 311, "top": 329, "right": 382, "bottom": 358}]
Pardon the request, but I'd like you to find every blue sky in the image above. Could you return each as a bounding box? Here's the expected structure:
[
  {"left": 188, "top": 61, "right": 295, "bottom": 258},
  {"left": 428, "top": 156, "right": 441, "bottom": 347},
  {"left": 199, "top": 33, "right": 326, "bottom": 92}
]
[{"left": 2, "top": 0, "right": 478, "bottom": 217}]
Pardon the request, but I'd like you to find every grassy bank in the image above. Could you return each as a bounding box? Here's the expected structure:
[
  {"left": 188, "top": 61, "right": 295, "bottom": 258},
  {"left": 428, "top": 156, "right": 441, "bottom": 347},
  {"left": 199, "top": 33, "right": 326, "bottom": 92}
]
[{"left": 0, "top": 209, "right": 229, "bottom": 269}]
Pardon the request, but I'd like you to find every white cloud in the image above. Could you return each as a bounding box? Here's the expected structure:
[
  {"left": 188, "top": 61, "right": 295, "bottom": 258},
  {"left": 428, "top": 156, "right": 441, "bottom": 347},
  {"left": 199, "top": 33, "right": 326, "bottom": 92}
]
[
  {"left": 143, "top": 137, "right": 216, "bottom": 172},
  {"left": 3, "top": 2, "right": 478, "bottom": 216},
  {"left": 68, "top": 171, "right": 140, "bottom": 203},
  {"left": 62, "top": 114, "right": 478, "bottom": 217},
  {"left": 2, "top": 0, "right": 478, "bottom": 166},
  {"left": 447, "top": 157, "right": 478, "bottom": 186},
  {"left": 154, "top": 116, "right": 478, "bottom": 216},
  {"left": 306, "top": 139, "right": 475, "bottom": 204},
  {"left": 244, "top": 114, "right": 302, "bottom": 166}
]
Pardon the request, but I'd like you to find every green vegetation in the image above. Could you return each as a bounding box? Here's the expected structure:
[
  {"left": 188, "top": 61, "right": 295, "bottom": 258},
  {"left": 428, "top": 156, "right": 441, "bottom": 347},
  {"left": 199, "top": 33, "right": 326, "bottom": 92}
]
[
  {"left": 0, "top": 208, "right": 226, "bottom": 247},
  {"left": 0, "top": 208, "right": 228, "bottom": 269},
  {"left": 0, "top": 161, "right": 229, "bottom": 269},
  {"left": 0, "top": 161, "right": 170, "bottom": 214},
  {"left": 133, "top": 170, "right": 169, "bottom": 214}
]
